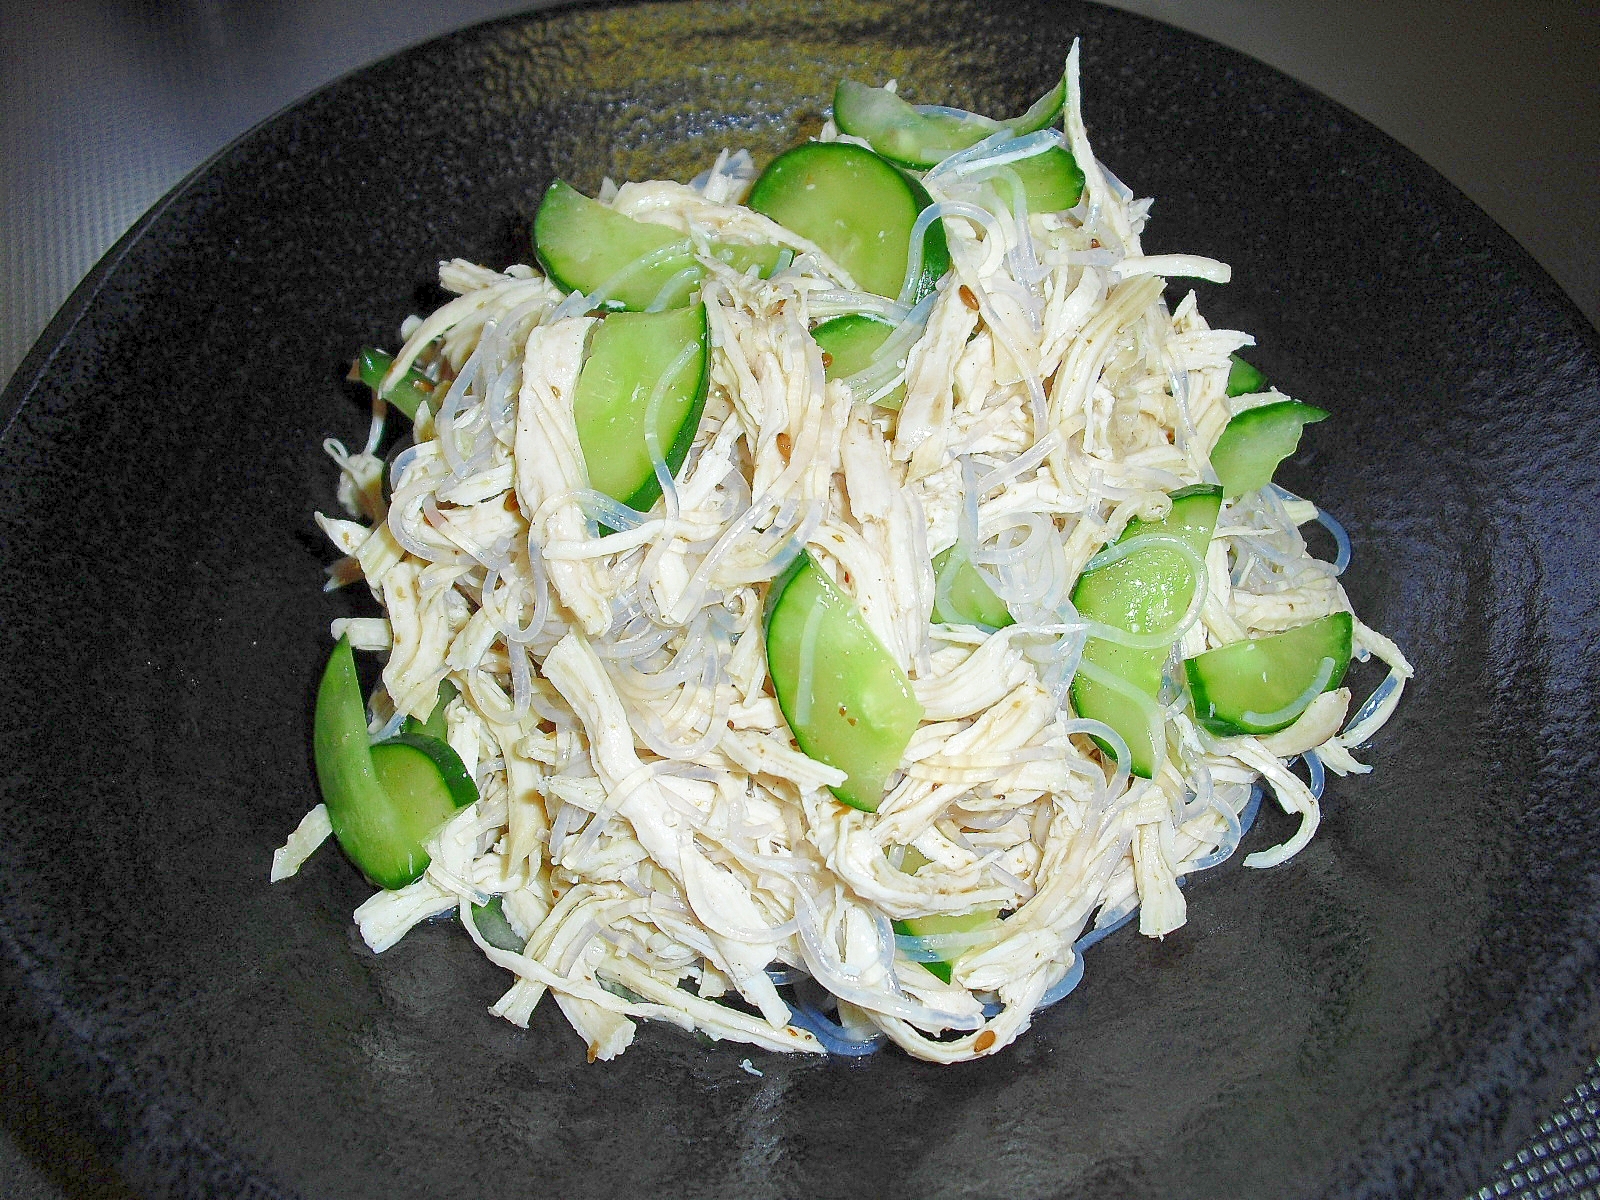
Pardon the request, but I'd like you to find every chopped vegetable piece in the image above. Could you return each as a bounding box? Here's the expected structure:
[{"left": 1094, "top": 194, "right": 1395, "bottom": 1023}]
[
  {"left": 893, "top": 910, "right": 1001, "bottom": 983},
  {"left": 890, "top": 849, "right": 1001, "bottom": 982},
  {"left": 533, "top": 180, "right": 782, "bottom": 312},
  {"left": 812, "top": 313, "right": 905, "bottom": 409},
  {"left": 371, "top": 733, "right": 477, "bottom": 813},
  {"left": 1186, "top": 612, "right": 1354, "bottom": 736},
  {"left": 1000, "top": 146, "right": 1085, "bottom": 213},
  {"left": 471, "top": 896, "right": 528, "bottom": 953},
  {"left": 931, "top": 544, "right": 1013, "bottom": 629},
  {"left": 313, "top": 635, "right": 392, "bottom": 882},
  {"left": 314, "top": 638, "right": 476, "bottom": 889},
  {"left": 402, "top": 678, "right": 457, "bottom": 741},
  {"left": 1210, "top": 399, "right": 1329, "bottom": 499},
  {"left": 747, "top": 142, "right": 949, "bottom": 301},
  {"left": 355, "top": 347, "right": 434, "bottom": 420},
  {"left": 1225, "top": 354, "right": 1267, "bottom": 397},
  {"left": 712, "top": 242, "right": 788, "bottom": 278},
  {"left": 766, "top": 552, "right": 923, "bottom": 812},
  {"left": 1070, "top": 486, "right": 1222, "bottom": 777},
  {"left": 534, "top": 180, "right": 688, "bottom": 310},
  {"left": 572, "top": 303, "right": 711, "bottom": 513},
  {"left": 832, "top": 72, "right": 1066, "bottom": 169}
]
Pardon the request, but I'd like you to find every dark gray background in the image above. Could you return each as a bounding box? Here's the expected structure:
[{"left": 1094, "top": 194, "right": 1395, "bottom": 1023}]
[{"left": 1, "top": 1, "right": 1596, "bottom": 1197}]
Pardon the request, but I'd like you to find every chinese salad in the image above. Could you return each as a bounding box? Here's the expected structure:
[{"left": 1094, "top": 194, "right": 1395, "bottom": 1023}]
[{"left": 273, "top": 43, "right": 1411, "bottom": 1064}]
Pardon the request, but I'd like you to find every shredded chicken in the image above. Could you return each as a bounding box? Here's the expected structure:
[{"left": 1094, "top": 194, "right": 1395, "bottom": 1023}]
[{"left": 276, "top": 43, "right": 1409, "bottom": 1063}]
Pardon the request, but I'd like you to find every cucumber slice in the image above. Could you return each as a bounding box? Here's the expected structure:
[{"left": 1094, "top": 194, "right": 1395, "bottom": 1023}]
[
  {"left": 747, "top": 142, "right": 949, "bottom": 302},
  {"left": 371, "top": 733, "right": 478, "bottom": 812},
  {"left": 766, "top": 551, "right": 923, "bottom": 812},
  {"left": 812, "top": 313, "right": 906, "bottom": 409},
  {"left": 888, "top": 846, "right": 1001, "bottom": 981},
  {"left": 1185, "top": 612, "right": 1354, "bottom": 736},
  {"left": 892, "top": 910, "right": 1002, "bottom": 983},
  {"left": 999, "top": 146, "right": 1085, "bottom": 213},
  {"left": 711, "top": 241, "right": 788, "bottom": 278},
  {"left": 1069, "top": 485, "right": 1223, "bottom": 777},
  {"left": 313, "top": 638, "right": 477, "bottom": 890},
  {"left": 1072, "top": 485, "right": 1222, "bottom": 638},
  {"left": 833, "top": 80, "right": 996, "bottom": 169},
  {"left": 832, "top": 73, "right": 1066, "bottom": 169},
  {"left": 402, "top": 678, "right": 457, "bottom": 740},
  {"left": 965, "top": 146, "right": 1084, "bottom": 220},
  {"left": 470, "top": 896, "right": 528, "bottom": 953},
  {"left": 535, "top": 180, "right": 690, "bottom": 310},
  {"left": 1210, "top": 399, "right": 1329, "bottom": 499},
  {"left": 533, "top": 180, "right": 783, "bottom": 312},
  {"left": 355, "top": 733, "right": 477, "bottom": 886},
  {"left": 572, "top": 304, "right": 710, "bottom": 513},
  {"left": 313, "top": 636, "right": 395, "bottom": 883},
  {"left": 355, "top": 348, "right": 434, "bottom": 421},
  {"left": 931, "top": 544, "right": 1013, "bottom": 630},
  {"left": 1226, "top": 354, "right": 1267, "bottom": 397}
]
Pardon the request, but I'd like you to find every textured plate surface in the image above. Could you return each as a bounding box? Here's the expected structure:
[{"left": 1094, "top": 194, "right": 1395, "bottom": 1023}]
[{"left": 1, "top": 2, "right": 1598, "bottom": 1197}]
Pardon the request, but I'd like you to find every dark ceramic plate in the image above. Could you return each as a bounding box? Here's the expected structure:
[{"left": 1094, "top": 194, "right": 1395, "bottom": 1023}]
[{"left": 2, "top": 2, "right": 1598, "bottom": 1197}]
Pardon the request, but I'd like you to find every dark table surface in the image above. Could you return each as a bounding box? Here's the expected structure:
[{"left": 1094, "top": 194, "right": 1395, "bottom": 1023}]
[{"left": 2, "top": 1, "right": 1597, "bottom": 1197}]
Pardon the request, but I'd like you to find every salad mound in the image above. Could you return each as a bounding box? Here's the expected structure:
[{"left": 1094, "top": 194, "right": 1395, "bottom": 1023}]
[{"left": 273, "top": 43, "right": 1410, "bottom": 1064}]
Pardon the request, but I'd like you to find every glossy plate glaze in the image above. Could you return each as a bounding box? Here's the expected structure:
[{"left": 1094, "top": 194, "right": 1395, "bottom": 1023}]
[{"left": 1, "top": 2, "right": 1597, "bottom": 1197}]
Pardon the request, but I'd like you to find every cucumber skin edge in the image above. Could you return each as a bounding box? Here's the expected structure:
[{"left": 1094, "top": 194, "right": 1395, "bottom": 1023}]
[{"left": 764, "top": 544, "right": 811, "bottom": 623}]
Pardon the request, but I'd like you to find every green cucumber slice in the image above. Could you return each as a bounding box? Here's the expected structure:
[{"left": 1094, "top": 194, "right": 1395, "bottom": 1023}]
[
  {"left": 812, "top": 313, "right": 906, "bottom": 409},
  {"left": 1210, "top": 399, "right": 1329, "bottom": 499},
  {"left": 371, "top": 733, "right": 478, "bottom": 812},
  {"left": 572, "top": 304, "right": 710, "bottom": 513},
  {"left": 892, "top": 910, "right": 1002, "bottom": 983},
  {"left": 1069, "top": 485, "right": 1223, "bottom": 777},
  {"left": 832, "top": 73, "right": 1066, "bottom": 169},
  {"left": 711, "top": 241, "right": 788, "bottom": 278},
  {"left": 1068, "top": 658, "right": 1166, "bottom": 779},
  {"left": 533, "top": 180, "right": 782, "bottom": 312},
  {"left": 356, "top": 348, "right": 434, "bottom": 421},
  {"left": 931, "top": 544, "right": 1013, "bottom": 629},
  {"left": 1072, "top": 485, "right": 1222, "bottom": 637},
  {"left": 1185, "top": 612, "right": 1354, "bottom": 736},
  {"left": 833, "top": 80, "right": 996, "bottom": 169},
  {"left": 535, "top": 180, "right": 690, "bottom": 310},
  {"left": 747, "top": 142, "right": 949, "bottom": 302},
  {"left": 313, "top": 636, "right": 395, "bottom": 884},
  {"left": 401, "top": 678, "right": 457, "bottom": 741},
  {"left": 888, "top": 845, "right": 1001, "bottom": 981},
  {"left": 471, "top": 896, "right": 528, "bottom": 953},
  {"left": 313, "top": 639, "right": 477, "bottom": 890},
  {"left": 998, "top": 146, "right": 1085, "bottom": 213},
  {"left": 353, "top": 733, "right": 477, "bottom": 887},
  {"left": 766, "top": 551, "right": 923, "bottom": 812},
  {"left": 1225, "top": 354, "right": 1267, "bottom": 397}
]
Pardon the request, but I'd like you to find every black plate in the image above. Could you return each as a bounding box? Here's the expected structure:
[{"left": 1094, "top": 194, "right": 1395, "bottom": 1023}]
[{"left": 2, "top": 2, "right": 1598, "bottom": 1197}]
